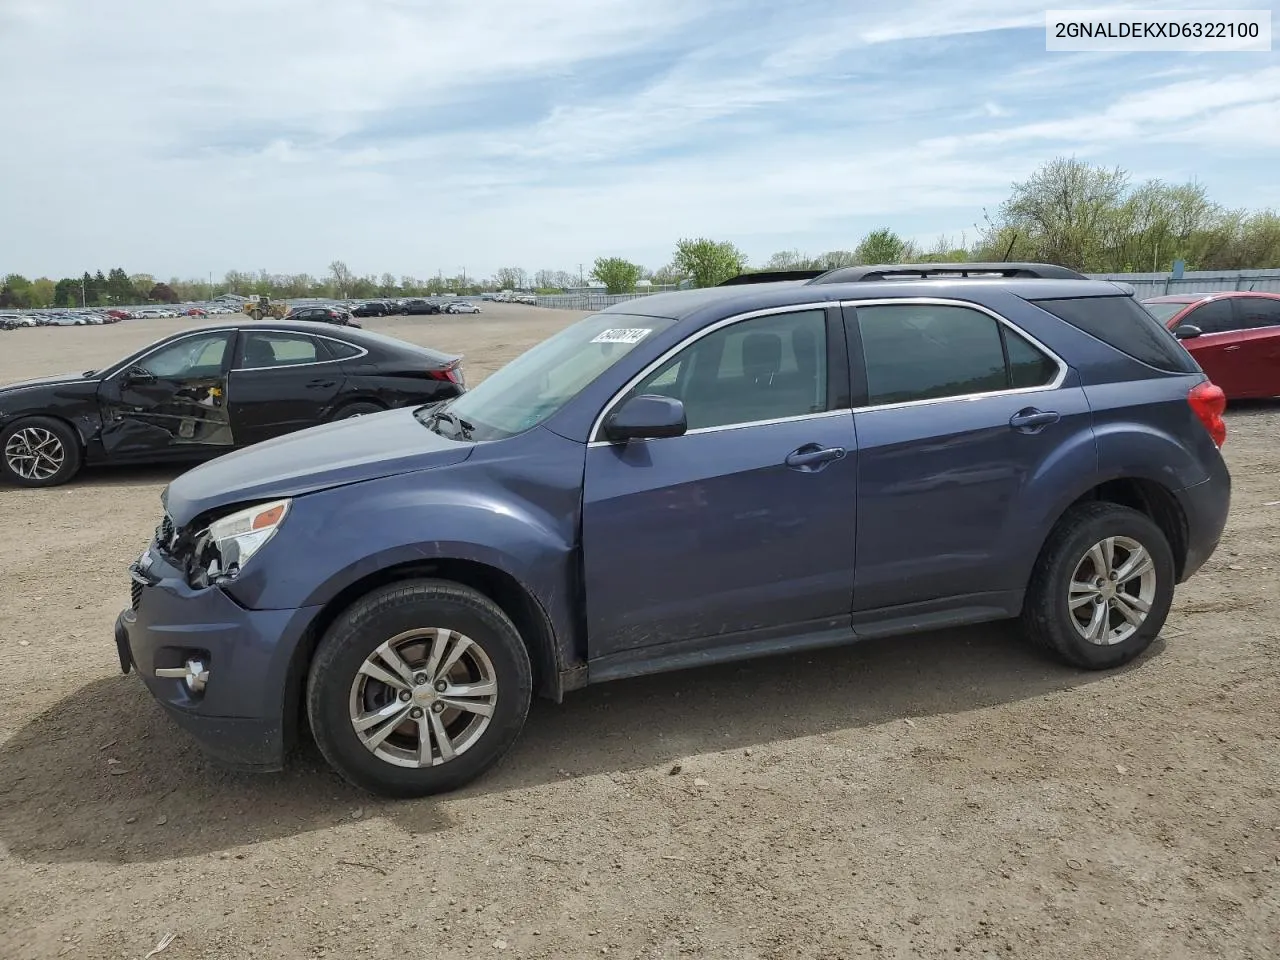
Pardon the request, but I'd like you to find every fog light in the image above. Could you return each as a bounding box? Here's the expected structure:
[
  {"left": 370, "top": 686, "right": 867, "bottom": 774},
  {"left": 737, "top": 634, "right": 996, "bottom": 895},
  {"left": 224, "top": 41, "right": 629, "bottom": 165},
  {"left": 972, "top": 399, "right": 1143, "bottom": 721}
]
[{"left": 155, "top": 658, "right": 210, "bottom": 693}]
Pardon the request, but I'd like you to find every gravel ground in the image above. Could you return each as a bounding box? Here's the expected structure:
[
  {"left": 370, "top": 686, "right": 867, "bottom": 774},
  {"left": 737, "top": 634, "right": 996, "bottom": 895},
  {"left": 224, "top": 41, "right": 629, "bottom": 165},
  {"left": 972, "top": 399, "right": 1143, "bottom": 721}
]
[{"left": 0, "top": 306, "right": 1277, "bottom": 960}]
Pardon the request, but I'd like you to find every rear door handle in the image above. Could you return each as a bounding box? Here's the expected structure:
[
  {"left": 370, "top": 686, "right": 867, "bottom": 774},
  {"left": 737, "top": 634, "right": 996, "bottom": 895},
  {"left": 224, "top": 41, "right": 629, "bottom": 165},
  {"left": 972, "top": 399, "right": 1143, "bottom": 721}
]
[
  {"left": 785, "top": 444, "right": 846, "bottom": 471},
  {"left": 1223, "top": 345, "right": 1241, "bottom": 352},
  {"left": 1009, "top": 408, "right": 1060, "bottom": 432},
  {"left": 307, "top": 379, "right": 338, "bottom": 389}
]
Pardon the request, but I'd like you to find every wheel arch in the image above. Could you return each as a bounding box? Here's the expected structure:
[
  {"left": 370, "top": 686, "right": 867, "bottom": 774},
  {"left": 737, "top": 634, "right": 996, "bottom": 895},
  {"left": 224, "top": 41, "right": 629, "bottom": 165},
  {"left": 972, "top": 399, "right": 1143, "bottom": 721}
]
[
  {"left": 282, "top": 557, "right": 565, "bottom": 753},
  {"left": 1043, "top": 476, "right": 1189, "bottom": 580}
]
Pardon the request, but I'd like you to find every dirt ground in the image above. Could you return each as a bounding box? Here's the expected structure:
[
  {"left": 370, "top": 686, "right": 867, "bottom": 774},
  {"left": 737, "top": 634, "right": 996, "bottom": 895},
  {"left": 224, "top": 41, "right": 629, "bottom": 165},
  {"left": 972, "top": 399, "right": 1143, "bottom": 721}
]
[{"left": 0, "top": 306, "right": 1277, "bottom": 960}]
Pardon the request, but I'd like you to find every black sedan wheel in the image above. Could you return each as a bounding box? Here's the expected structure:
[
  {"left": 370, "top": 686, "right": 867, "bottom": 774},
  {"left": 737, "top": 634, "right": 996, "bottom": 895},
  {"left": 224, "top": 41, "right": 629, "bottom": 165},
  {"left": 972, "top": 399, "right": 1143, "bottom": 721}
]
[
  {"left": 306, "top": 579, "right": 533, "bottom": 797},
  {"left": 1, "top": 416, "right": 83, "bottom": 487}
]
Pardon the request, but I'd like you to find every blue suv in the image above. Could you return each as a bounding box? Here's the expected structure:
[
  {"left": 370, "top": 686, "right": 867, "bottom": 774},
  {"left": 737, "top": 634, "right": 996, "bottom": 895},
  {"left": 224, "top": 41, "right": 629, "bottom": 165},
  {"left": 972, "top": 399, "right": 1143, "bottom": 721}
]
[{"left": 115, "top": 263, "right": 1231, "bottom": 797}]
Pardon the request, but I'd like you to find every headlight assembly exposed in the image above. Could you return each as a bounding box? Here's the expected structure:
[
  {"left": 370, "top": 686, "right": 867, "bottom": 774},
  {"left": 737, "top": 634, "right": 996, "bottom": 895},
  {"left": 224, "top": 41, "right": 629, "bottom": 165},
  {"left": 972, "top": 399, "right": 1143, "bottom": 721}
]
[{"left": 196, "top": 498, "right": 291, "bottom": 580}]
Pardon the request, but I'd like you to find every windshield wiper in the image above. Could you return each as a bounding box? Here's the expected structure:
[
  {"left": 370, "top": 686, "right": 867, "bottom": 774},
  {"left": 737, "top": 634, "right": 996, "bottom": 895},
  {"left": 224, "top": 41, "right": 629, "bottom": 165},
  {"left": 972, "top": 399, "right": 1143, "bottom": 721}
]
[{"left": 422, "top": 405, "right": 474, "bottom": 440}]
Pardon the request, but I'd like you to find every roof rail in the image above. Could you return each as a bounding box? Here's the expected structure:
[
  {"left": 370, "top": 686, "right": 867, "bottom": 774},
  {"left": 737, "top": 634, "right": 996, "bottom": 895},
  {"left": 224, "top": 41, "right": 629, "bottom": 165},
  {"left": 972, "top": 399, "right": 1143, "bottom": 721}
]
[
  {"left": 718, "top": 269, "right": 827, "bottom": 286},
  {"left": 808, "top": 262, "right": 1088, "bottom": 283}
]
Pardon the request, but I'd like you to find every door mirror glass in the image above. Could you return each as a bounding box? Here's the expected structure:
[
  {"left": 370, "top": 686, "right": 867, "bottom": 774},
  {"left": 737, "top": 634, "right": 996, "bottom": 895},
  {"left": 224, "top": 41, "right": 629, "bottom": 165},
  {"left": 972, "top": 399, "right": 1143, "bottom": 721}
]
[
  {"left": 124, "top": 364, "right": 155, "bottom": 384},
  {"left": 604, "top": 395, "right": 687, "bottom": 442},
  {"left": 1173, "top": 324, "right": 1203, "bottom": 340}
]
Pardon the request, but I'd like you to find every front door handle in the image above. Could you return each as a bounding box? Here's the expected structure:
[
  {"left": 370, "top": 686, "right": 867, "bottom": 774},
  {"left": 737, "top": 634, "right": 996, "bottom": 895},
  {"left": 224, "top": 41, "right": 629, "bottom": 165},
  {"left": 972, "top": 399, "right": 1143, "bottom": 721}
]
[
  {"left": 306, "top": 379, "right": 338, "bottom": 389},
  {"left": 785, "top": 444, "right": 846, "bottom": 471},
  {"left": 1009, "top": 408, "right": 1060, "bottom": 433},
  {"left": 1223, "top": 345, "right": 1241, "bottom": 352}
]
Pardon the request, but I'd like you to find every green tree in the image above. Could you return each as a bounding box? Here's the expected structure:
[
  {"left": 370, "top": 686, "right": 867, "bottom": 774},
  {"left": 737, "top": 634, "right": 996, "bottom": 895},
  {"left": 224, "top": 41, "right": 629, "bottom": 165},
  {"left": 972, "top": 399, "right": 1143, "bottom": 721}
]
[
  {"left": 30, "top": 277, "right": 55, "bottom": 307},
  {"left": 854, "top": 228, "right": 914, "bottom": 264},
  {"left": 105, "top": 267, "right": 136, "bottom": 305},
  {"left": 672, "top": 238, "right": 746, "bottom": 287},
  {"left": 0, "top": 274, "right": 34, "bottom": 308},
  {"left": 53, "top": 278, "right": 78, "bottom": 307},
  {"left": 591, "top": 256, "right": 643, "bottom": 293}
]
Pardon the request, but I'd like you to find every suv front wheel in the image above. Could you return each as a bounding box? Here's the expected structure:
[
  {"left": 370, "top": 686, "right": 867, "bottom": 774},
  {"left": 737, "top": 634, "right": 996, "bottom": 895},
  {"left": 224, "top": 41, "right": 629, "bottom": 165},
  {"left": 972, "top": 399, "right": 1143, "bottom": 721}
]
[
  {"left": 1021, "top": 502, "right": 1175, "bottom": 670},
  {"left": 307, "top": 579, "right": 533, "bottom": 797}
]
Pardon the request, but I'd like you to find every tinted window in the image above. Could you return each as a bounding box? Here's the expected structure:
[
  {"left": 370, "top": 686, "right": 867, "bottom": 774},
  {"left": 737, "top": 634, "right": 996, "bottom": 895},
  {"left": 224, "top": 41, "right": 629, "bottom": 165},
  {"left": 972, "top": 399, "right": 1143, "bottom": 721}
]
[
  {"left": 324, "top": 339, "right": 362, "bottom": 360},
  {"left": 239, "top": 332, "right": 323, "bottom": 369},
  {"left": 1184, "top": 299, "right": 1237, "bottom": 334},
  {"left": 626, "top": 310, "right": 828, "bottom": 430},
  {"left": 139, "top": 332, "right": 232, "bottom": 379},
  {"left": 1236, "top": 297, "right": 1280, "bottom": 329},
  {"left": 1030, "top": 296, "right": 1198, "bottom": 373},
  {"left": 857, "top": 304, "right": 1009, "bottom": 405},
  {"left": 1006, "top": 327, "right": 1059, "bottom": 389}
]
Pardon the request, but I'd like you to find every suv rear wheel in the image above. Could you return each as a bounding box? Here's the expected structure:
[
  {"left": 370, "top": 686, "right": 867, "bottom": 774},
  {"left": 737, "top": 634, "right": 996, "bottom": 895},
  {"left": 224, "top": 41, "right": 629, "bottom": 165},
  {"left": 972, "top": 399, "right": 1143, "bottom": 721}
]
[
  {"left": 1021, "top": 502, "right": 1175, "bottom": 670},
  {"left": 306, "top": 579, "right": 533, "bottom": 797}
]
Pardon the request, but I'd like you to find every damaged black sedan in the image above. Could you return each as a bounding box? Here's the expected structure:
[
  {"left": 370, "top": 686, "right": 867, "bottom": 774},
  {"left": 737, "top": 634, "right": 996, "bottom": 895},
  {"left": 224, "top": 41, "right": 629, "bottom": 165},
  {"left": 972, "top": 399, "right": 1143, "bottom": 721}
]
[{"left": 0, "top": 320, "right": 465, "bottom": 487}]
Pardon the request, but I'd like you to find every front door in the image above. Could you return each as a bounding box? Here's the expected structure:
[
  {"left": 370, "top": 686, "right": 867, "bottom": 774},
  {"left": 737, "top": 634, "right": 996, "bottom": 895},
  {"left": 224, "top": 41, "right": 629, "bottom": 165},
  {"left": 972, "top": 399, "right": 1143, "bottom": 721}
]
[
  {"left": 226, "top": 329, "right": 347, "bottom": 445},
  {"left": 98, "top": 330, "right": 236, "bottom": 458},
  {"left": 846, "top": 300, "right": 1093, "bottom": 611},
  {"left": 583, "top": 307, "right": 858, "bottom": 660}
]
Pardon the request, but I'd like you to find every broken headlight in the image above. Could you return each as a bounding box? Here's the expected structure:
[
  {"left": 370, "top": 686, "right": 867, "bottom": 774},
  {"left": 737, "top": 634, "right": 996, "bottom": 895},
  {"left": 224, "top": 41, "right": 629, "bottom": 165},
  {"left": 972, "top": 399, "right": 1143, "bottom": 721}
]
[{"left": 191, "top": 498, "right": 291, "bottom": 584}]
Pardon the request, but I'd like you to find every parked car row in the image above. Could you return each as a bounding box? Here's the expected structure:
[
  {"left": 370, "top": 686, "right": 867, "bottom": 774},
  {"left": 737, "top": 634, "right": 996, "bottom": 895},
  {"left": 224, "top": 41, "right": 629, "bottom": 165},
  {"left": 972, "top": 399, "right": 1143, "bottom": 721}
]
[
  {"left": 348, "top": 298, "right": 483, "bottom": 317},
  {"left": 1, "top": 310, "right": 126, "bottom": 329}
]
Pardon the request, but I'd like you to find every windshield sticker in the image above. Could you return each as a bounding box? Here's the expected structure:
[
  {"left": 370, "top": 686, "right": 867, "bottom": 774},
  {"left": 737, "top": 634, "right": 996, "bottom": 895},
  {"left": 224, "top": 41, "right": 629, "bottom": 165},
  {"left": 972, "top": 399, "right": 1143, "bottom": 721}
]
[{"left": 591, "top": 328, "right": 652, "bottom": 345}]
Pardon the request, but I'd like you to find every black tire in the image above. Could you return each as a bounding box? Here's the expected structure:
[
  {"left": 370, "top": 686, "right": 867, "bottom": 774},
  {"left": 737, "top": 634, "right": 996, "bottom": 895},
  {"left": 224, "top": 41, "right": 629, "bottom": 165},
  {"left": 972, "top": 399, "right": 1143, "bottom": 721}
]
[
  {"left": 331, "top": 401, "right": 385, "bottom": 420},
  {"left": 306, "top": 579, "right": 533, "bottom": 797},
  {"left": 1020, "top": 502, "right": 1175, "bottom": 670},
  {"left": 0, "top": 416, "right": 83, "bottom": 488}
]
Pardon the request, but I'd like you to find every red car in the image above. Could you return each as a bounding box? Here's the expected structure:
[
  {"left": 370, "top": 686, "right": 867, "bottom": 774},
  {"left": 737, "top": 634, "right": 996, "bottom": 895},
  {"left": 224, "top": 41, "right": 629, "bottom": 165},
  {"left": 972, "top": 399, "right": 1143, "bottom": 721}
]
[{"left": 1143, "top": 291, "right": 1280, "bottom": 400}]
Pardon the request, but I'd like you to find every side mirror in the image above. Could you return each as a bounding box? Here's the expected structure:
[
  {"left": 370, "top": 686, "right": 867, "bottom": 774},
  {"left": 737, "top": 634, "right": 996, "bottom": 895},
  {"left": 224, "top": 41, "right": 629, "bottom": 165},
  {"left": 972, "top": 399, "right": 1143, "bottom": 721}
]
[
  {"left": 603, "top": 395, "right": 687, "bottom": 443},
  {"left": 124, "top": 365, "right": 155, "bottom": 385},
  {"left": 1173, "top": 324, "right": 1202, "bottom": 340}
]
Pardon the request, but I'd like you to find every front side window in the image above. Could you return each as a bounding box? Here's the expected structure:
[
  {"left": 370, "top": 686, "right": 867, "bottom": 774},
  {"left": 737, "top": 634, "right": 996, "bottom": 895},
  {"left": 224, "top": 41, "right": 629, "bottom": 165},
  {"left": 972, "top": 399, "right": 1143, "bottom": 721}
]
[
  {"left": 856, "top": 303, "right": 1058, "bottom": 406},
  {"left": 137, "top": 332, "right": 232, "bottom": 379},
  {"left": 435, "top": 312, "right": 677, "bottom": 441},
  {"left": 1184, "top": 298, "right": 1236, "bottom": 334},
  {"left": 621, "top": 309, "right": 828, "bottom": 431}
]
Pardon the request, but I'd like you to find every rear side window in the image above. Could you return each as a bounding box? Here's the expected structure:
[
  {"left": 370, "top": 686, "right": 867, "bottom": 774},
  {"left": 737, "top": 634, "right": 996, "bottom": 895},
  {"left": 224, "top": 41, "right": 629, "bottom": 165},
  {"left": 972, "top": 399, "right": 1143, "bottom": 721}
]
[
  {"left": 1236, "top": 297, "right": 1280, "bottom": 329},
  {"left": 855, "top": 303, "right": 1059, "bottom": 406},
  {"left": 325, "top": 339, "right": 362, "bottom": 360},
  {"left": 1030, "top": 296, "right": 1197, "bottom": 372}
]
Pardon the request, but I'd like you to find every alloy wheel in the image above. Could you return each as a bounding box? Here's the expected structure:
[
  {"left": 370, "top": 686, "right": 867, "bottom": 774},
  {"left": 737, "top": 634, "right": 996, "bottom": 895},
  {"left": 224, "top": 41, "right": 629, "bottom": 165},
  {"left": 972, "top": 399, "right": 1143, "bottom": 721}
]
[
  {"left": 1067, "top": 536, "right": 1157, "bottom": 646},
  {"left": 4, "top": 427, "right": 65, "bottom": 482},
  {"left": 348, "top": 628, "right": 498, "bottom": 768}
]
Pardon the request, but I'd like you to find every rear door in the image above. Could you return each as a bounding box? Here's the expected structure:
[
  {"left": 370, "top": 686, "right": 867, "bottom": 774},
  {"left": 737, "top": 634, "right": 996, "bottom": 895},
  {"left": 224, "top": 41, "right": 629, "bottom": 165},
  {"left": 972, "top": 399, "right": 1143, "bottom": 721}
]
[
  {"left": 226, "top": 329, "right": 347, "bottom": 445},
  {"left": 1231, "top": 297, "right": 1280, "bottom": 398},
  {"left": 845, "top": 299, "right": 1093, "bottom": 615}
]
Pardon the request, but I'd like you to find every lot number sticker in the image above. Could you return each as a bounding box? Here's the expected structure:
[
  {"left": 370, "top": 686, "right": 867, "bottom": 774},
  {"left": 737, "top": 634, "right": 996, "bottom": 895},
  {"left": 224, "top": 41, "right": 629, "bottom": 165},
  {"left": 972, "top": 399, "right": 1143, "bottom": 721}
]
[{"left": 591, "top": 328, "right": 652, "bottom": 344}]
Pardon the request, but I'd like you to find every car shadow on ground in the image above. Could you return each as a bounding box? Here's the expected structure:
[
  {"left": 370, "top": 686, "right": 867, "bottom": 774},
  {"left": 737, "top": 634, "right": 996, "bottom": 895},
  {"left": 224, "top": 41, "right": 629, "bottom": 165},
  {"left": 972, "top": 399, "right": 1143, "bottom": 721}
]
[{"left": 0, "top": 622, "right": 1160, "bottom": 866}]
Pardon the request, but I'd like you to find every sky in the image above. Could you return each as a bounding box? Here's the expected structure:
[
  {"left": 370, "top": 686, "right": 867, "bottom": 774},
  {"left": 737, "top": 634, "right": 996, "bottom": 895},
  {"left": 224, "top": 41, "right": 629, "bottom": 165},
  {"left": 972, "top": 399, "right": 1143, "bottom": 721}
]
[{"left": 0, "top": 0, "right": 1277, "bottom": 282}]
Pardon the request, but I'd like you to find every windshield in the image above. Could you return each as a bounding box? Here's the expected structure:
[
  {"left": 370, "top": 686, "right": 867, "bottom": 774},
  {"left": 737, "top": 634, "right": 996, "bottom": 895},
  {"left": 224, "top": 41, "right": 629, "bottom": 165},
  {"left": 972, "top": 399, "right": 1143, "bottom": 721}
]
[
  {"left": 428, "top": 312, "right": 677, "bottom": 441},
  {"left": 1141, "top": 301, "right": 1189, "bottom": 325}
]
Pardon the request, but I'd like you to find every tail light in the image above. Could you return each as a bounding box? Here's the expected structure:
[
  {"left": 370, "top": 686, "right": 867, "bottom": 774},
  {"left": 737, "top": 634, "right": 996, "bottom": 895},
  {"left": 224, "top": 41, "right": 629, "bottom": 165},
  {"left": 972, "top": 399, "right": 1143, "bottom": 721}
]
[
  {"left": 427, "top": 361, "right": 464, "bottom": 386},
  {"left": 1187, "top": 380, "right": 1226, "bottom": 447}
]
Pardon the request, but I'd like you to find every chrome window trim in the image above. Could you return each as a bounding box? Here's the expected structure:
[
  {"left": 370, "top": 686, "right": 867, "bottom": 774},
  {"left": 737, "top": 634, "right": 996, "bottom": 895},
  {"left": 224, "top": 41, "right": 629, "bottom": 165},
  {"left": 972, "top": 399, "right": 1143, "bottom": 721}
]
[
  {"left": 587, "top": 302, "right": 833, "bottom": 445},
  {"left": 842, "top": 297, "right": 1068, "bottom": 414},
  {"left": 586, "top": 297, "right": 1070, "bottom": 445},
  {"left": 229, "top": 329, "right": 370, "bottom": 373}
]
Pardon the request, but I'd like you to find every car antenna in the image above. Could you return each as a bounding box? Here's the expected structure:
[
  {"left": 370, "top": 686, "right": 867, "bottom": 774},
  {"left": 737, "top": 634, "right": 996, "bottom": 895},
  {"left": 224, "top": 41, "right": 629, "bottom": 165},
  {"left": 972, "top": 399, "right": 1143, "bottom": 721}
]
[{"left": 1001, "top": 231, "right": 1018, "bottom": 262}]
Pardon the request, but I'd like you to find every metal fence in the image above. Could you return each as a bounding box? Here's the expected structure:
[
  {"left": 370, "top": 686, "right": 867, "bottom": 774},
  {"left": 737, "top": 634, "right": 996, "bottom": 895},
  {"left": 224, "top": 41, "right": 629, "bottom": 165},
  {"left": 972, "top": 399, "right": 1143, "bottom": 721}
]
[
  {"left": 532, "top": 269, "right": 1280, "bottom": 309},
  {"left": 1083, "top": 268, "right": 1280, "bottom": 298}
]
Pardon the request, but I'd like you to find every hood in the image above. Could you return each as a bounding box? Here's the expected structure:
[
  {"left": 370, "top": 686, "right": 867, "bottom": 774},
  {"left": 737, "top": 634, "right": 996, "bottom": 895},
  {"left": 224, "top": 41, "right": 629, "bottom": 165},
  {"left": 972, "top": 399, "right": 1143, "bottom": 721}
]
[
  {"left": 1, "top": 372, "right": 99, "bottom": 393},
  {"left": 163, "top": 406, "right": 474, "bottom": 526}
]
